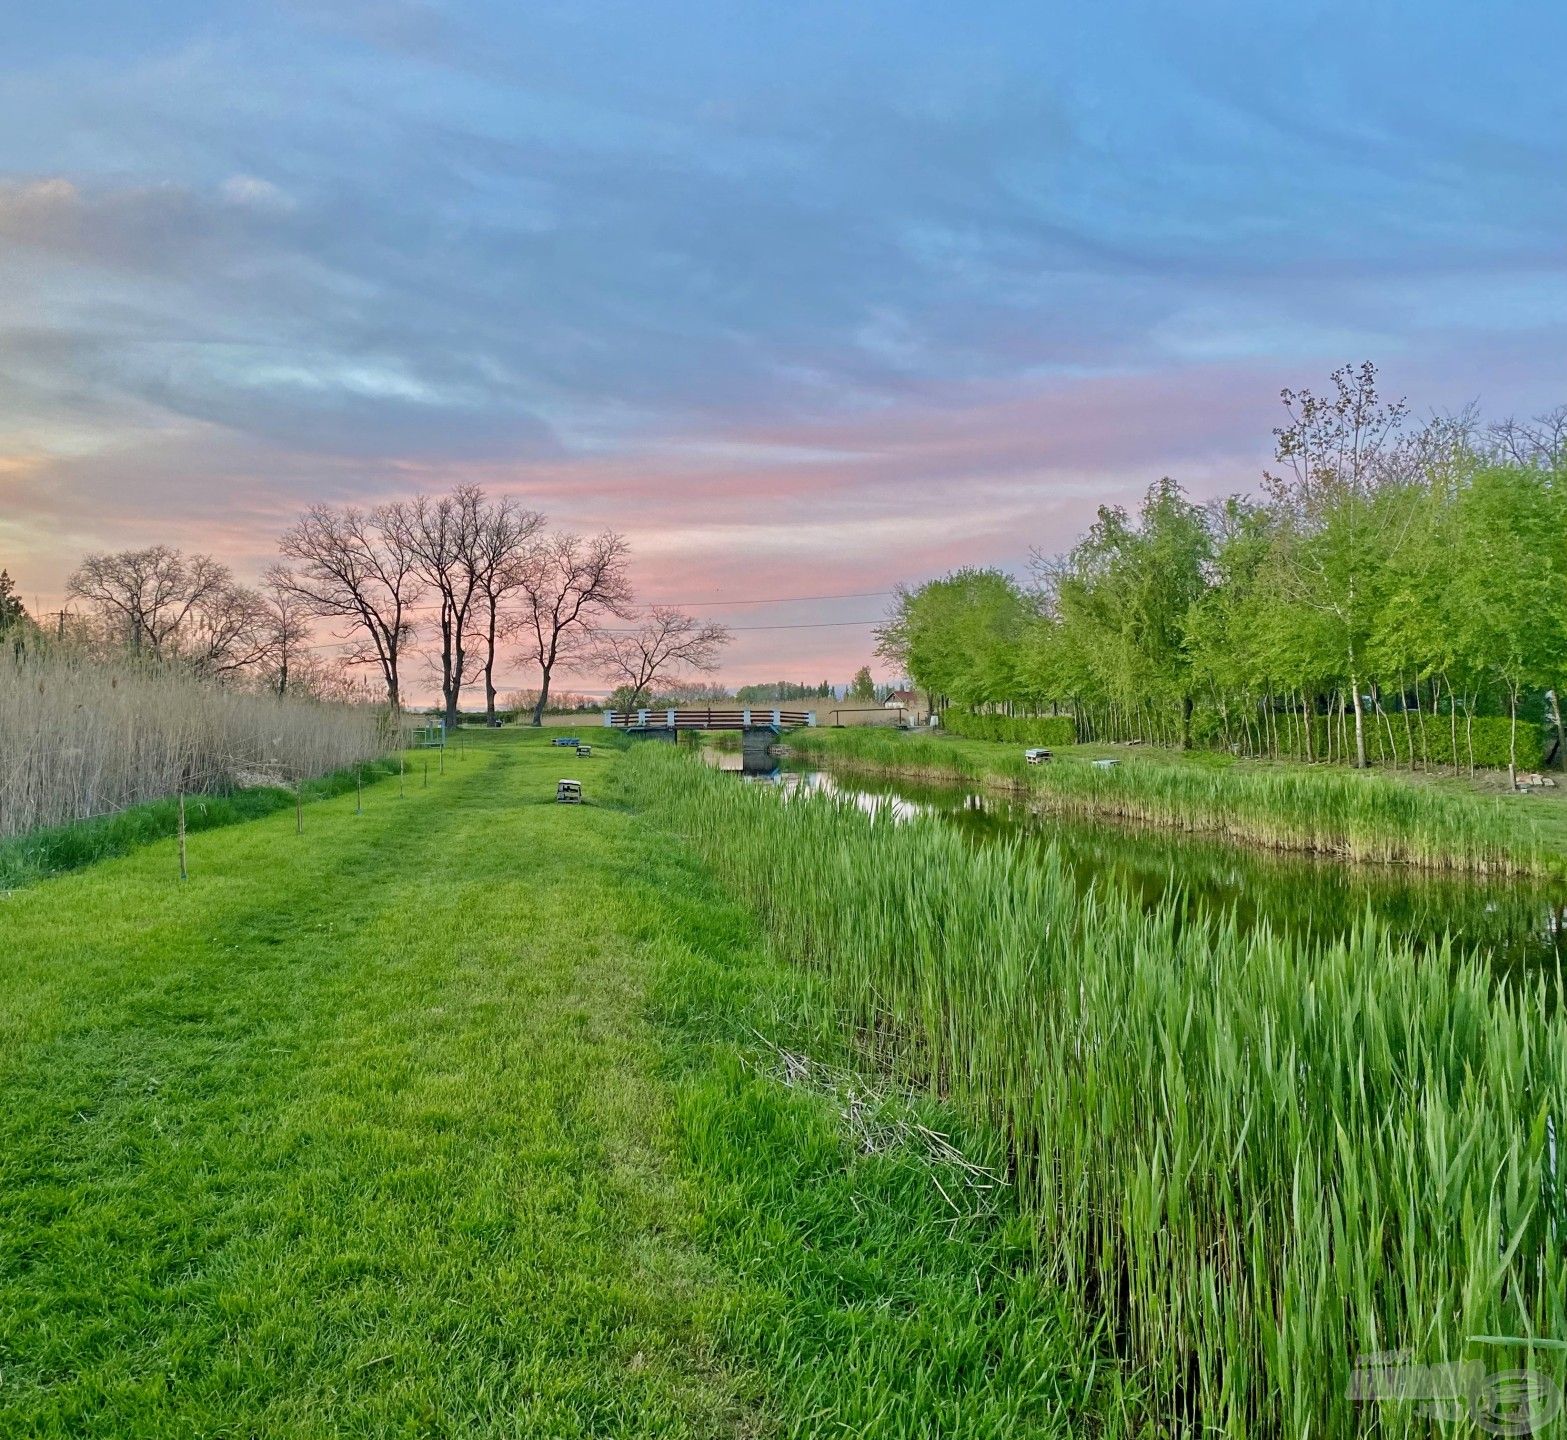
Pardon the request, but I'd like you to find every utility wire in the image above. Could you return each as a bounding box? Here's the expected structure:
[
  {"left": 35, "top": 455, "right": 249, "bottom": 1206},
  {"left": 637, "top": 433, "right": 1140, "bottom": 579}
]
[
  {"left": 601, "top": 617, "right": 883, "bottom": 635},
  {"left": 627, "top": 589, "right": 894, "bottom": 610}
]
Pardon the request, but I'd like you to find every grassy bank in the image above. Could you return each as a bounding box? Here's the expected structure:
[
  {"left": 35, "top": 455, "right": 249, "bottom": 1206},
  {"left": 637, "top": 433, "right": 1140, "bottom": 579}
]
[
  {"left": 0, "top": 730, "right": 1108, "bottom": 1437},
  {"left": 0, "top": 756, "right": 406, "bottom": 890},
  {"left": 787, "top": 726, "right": 1546, "bottom": 873},
  {"left": 621, "top": 742, "right": 1567, "bottom": 1434}
]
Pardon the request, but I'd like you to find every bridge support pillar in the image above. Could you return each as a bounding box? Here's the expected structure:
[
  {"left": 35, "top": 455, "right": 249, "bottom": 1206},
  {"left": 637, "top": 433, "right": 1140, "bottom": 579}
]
[
  {"left": 741, "top": 725, "right": 781, "bottom": 759},
  {"left": 625, "top": 726, "right": 678, "bottom": 743}
]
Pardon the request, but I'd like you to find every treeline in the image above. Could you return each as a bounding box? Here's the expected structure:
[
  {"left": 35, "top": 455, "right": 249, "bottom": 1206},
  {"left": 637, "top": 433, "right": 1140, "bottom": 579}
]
[
  {"left": 601, "top": 670, "right": 891, "bottom": 712},
  {"left": 878, "top": 366, "right": 1567, "bottom": 780},
  {"left": 10, "top": 485, "right": 735, "bottom": 727}
]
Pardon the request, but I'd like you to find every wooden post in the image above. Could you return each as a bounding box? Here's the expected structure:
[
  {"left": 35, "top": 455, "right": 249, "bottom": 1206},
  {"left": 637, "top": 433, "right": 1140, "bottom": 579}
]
[
  {"left": 177, "top": 794, "right": 188, "bottom": 881},
  {"left": 296, "top": 779, "right": 303, "bottom": 834},
  {"left": 356, "top": 767, "right": 363, "bottom": 815},
  {"left": 423, "top": 755, "right": 429, "bottom": 788},
  {"left": 439, "top": 742, "right": 445, "bottom": 775},
  {"left": 399, "top": 750, "right": 405, "bottom": 798}
]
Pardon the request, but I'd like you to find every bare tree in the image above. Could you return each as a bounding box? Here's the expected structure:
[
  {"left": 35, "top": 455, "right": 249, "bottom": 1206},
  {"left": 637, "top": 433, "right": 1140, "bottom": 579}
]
[
  {"left": 471, "top": 497, "right": 545, "bottom": 726},
  {"left": 68, "top": 546, "right": 229, "bottom": 656},
  {"left": 595, "top": 607, "right": 730, "bottom": 707},
  {"left": 271, "top": 504, "right": 422, "bottom": 708},
  {"left": 256, "top": 583, "right": 316, "bottom": 697},
  {"left": 508, "top": 531, "right": 633, "bottom": 725},
  {"left": 181, "top": 581, "right": 275, "bottom": 678},
  {"left": 389, "top": 486, "right": 487, "bottom": 730},
  {"left": 1486, "top": 405, "right": 1567, "bottom": 469}
]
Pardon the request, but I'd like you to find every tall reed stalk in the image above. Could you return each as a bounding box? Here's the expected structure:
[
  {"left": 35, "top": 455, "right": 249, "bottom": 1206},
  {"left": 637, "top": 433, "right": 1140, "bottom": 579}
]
[
  {"left": 0, "top": 647, "right": 389, "bottom": 839},
  {"left": 621, "top": 744, "right": 1567, "bottom": 1434}
]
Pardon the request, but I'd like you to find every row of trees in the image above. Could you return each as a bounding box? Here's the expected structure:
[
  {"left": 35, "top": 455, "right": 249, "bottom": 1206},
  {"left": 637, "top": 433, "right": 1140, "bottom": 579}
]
[
  {"left": 20, "top": 485, "right": 736, "bottom": 725},
  {"left": 878, "top": 366, "right": 1567, "bottom": 782}
]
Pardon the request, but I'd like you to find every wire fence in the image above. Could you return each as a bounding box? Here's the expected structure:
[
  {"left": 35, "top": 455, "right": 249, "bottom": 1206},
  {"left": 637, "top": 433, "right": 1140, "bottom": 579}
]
[{"left": 0, "top": 734, "right": 484, "bottom": 889}]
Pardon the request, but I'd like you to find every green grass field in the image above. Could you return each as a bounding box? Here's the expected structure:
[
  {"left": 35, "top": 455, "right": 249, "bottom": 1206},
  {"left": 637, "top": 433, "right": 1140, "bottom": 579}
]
[{"left": 0, "top": 731, "right": 1107, "bottom": 1438}]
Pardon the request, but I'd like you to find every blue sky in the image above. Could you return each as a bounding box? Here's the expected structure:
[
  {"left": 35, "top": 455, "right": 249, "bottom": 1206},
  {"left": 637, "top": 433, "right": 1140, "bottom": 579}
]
[{"left": 2, "top": 1, "right": 1563, "bottom": 686}]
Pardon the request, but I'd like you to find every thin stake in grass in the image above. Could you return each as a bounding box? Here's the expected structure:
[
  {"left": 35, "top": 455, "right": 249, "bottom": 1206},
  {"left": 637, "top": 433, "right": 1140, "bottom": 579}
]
[
  {"left": 295, "top": 779, "right": 303, "bottom": 834},
  {"left": 356, "top": 766, "right": 363, "bottom": 815},
  {"left": 177, "top": 792, "right": 187, "bottom": 881}
]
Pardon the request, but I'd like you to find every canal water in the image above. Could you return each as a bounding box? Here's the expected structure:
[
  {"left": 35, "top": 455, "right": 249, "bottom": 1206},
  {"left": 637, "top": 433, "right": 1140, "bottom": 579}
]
[{"left": 706, "top": 749, "right": 1567, "bottom": 978}]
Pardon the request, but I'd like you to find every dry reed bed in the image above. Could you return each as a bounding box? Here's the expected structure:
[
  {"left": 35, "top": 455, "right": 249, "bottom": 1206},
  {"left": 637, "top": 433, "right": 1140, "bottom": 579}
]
[
  {"left": 622, "top": 743, "right": 1567, "bottom": 1435},
  {"left": 0, "top": 648, "right": 388, "bottom": 839},
  {"left": 787, "top": 728, "right": 1538, "bottom": 874}
]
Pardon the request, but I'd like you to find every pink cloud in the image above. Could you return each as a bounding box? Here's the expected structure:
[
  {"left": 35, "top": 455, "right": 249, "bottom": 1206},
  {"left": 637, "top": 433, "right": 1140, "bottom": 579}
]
[{"left": 5, "top": 361, "right": 1290, "bottom": 695}]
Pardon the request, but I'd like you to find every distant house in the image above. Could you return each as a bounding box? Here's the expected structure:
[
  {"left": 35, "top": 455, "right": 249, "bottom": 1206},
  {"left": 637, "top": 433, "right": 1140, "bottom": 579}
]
[{"left": 883, "top": 689, "right": 929, "bottom": 723}]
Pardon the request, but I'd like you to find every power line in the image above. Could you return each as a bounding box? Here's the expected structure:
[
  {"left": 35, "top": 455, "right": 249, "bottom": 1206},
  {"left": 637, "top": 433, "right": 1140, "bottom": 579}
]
[
  {"left": 602, "top": 617, "right": 883, "bottom": 635},
  {"left": 628, "top": 589, "right": 894, "bottom": 610},
  {"left": 386, "top": 587, "right": 894, "bottom": 620}
]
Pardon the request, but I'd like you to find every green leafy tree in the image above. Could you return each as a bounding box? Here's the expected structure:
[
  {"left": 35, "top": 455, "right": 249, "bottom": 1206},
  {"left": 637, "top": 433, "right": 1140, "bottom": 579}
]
[
  {"left": 849, "top": 665, "right": 876, "bottom": 701},
  {"left": 0, "top": 569, "right": 27, "bottom": 632},
  {"left": 876, "top": 570, "right": 1029, "bottom": 711},
  {"left": 1438, "top": 466, "right": 1567, "bottom": 785},
  {"left": 1262, "top": 363, "right": 1416, "bottom": 768}
]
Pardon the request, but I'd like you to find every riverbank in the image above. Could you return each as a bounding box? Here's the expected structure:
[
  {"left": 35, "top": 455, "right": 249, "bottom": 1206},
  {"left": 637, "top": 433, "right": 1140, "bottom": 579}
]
[
  {"left": 785, "top": 726, "right": 1556, "bottom": 874},
  {"left": 0, "top": 731, "right": 1110, "bottom": 1437},
  {"left": 624, "top": 741, "right": 1567, "bottom": 1433}
]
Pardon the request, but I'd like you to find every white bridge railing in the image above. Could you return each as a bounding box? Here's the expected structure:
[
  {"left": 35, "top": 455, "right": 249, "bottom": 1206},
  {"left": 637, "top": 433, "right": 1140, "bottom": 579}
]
[{"left": 601, "top": 707, "right": 816, "bottom": 730}]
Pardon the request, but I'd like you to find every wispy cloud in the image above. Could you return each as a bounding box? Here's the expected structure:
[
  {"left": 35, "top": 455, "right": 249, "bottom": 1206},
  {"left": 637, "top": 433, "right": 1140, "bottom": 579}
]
[{"left": 2, "top": 1, "right": 1564, "bottom": 687}]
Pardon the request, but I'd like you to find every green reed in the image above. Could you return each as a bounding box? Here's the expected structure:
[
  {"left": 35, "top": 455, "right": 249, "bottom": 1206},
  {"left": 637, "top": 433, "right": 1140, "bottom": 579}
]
[
  {"left": 620, "top": 743, "right": 1567, "bottom": 1435},
  {"left": 788, "top": 728, "right": 1538, "bottom": 873}
]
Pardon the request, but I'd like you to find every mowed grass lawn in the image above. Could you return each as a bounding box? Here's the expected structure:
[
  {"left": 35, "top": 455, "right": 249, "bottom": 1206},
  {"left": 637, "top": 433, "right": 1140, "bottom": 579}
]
[{"left": 0, "top": 731, "right": 1100, "bottom": 1438}]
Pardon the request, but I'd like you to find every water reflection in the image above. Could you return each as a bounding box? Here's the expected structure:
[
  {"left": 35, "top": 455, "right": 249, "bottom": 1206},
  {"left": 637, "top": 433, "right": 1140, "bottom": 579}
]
[{"left": 706, "top": 748, "right": 1567, "bottom": 978}]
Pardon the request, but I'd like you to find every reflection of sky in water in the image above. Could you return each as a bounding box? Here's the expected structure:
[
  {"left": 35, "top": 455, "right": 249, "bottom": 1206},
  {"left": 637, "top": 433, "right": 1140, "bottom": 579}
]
[
  {"left": 707, "top": 749, "right": 931, "bottom": 821},
  {"left": 706, "top": 749, "right": 1567, "bottom": 980}
]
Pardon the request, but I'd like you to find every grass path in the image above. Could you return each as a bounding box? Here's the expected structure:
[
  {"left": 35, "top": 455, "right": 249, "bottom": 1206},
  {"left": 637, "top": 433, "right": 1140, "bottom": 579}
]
[{"left": 0, "top": 732, "right": 1100, "bottom": 1438}]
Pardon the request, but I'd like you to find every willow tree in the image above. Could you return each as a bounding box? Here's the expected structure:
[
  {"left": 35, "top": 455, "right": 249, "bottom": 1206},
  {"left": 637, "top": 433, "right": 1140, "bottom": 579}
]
[
  {"left": 1051, "top": 479, "right": 1213, "bottom": 746},
  {"left": 875, "top": 569, "right": 1030, "bottom": 713},
  {"left": 1438, "top": 466, "right": 1567, "bottom": 786},
  {"left": 1262, "top": 364, "right": 1415, "bottom": 768}
]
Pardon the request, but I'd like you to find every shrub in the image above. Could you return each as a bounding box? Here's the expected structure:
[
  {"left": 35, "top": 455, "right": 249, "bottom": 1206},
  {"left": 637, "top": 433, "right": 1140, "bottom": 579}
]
[{"left": 941, "top": 709, "right": 1078, "bottom": 747}]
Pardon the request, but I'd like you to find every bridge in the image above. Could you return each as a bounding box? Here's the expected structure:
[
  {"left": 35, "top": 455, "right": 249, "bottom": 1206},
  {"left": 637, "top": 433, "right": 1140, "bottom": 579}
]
[
  {"left": 602, "top": 707, "right": 816, "bottom": 752},
  {"left": 603, "top": 706, "right": 815, "bottom": 731}
]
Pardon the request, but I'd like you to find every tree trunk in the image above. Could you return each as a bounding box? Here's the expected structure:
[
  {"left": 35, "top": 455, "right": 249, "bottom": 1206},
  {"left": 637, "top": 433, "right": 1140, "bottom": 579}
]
[
  {"left": 1549, "top": 687, "right": 1566, "bottom": 770},
  {"left": 1410, "top": 680, "right": 1422, "bottom": 777},
  {"left": 1508, "top": 685, "right": 1519, "bottom": 790},
  {"left": 482, "top": 602, "right": 501, "bottom": 726},
  {"left": 530, "top": 647, "right": 555, "bottom": 727},
  {"left": 1348, "top": 664, "right": 1368, "bottom": 768}
]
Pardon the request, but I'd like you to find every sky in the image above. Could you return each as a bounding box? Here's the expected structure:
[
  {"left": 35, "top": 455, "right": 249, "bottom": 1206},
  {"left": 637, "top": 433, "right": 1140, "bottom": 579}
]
[{"left": 2, "top": 1, "right": 1564, "bottom": 698}]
